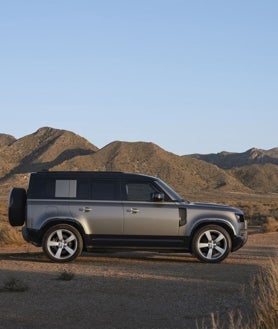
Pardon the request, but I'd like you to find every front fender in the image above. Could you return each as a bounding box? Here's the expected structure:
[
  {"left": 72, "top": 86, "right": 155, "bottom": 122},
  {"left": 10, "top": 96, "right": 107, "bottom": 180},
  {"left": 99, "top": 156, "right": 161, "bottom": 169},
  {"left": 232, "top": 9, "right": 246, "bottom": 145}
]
[
  {"left": 185, "top": 218, "right": 236, "bottom": 252},
  {"left": 186, "top": 218, "right": 236, "bottom": 237}
]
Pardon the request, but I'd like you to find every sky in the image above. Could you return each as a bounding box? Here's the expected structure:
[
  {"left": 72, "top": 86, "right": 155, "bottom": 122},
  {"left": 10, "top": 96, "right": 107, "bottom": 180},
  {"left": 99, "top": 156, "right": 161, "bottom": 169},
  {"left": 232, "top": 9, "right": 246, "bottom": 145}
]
[{"left": 0, "top": 0, "right": 277, "bottom": 155}]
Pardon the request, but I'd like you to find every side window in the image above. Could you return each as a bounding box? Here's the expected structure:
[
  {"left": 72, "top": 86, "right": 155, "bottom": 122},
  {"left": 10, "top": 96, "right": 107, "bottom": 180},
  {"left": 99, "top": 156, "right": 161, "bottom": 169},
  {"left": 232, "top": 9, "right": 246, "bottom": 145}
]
[
  {"left": 78, "top": 181, "right": 91, "bottom": 199},
  {"left": 92, "top": 181, "right": 117, "bottom": 200},
  {"left": 28, "top": 177, "right": 55, "bottom": 199},
  {"left": 126, "top": 182, "right": 158, "bottom": 202},
  {"left": 77, "top": 180, "right": 119, "bottom": 200}
]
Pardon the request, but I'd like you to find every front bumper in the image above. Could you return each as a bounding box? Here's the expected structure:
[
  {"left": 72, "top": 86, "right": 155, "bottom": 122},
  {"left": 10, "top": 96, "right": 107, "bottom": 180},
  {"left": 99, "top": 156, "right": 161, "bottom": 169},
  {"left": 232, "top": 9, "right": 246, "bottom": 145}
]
[{"left": 232, "top": 229, "right": 248, "bottom": 252}]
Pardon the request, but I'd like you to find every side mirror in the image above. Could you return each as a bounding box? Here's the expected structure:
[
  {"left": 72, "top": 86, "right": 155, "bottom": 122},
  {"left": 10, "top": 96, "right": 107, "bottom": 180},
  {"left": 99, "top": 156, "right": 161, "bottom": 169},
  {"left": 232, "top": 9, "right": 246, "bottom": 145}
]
[{"left": 152, "top": 193, "right": 164, "bottom": 202}]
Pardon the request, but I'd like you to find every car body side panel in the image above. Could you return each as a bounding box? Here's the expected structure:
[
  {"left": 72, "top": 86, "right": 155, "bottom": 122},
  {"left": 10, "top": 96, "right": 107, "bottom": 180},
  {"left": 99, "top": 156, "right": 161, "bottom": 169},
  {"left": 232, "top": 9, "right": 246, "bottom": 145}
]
[
  {"left": 27, "top": 200, "right": 63, "bottom": 229},
  {"left": 27, "top": 199, "right": 124, "bottom": 235},
  {"left": 68, "top": 200, "right": 124, "bottom": 235}
]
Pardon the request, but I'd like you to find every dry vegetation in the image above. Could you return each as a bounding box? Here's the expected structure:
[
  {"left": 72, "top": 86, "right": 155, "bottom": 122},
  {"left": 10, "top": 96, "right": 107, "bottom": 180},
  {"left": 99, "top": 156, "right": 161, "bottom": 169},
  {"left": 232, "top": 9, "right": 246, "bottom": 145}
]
[
  {"left": 0, "top": 276, "right": 28, "bottom": 292},
  {"left": 201, "top": 258, "right": 278, "bottom": 329},
  {"left": 0, "top": 200, "right": 25, "bottom": 245}
]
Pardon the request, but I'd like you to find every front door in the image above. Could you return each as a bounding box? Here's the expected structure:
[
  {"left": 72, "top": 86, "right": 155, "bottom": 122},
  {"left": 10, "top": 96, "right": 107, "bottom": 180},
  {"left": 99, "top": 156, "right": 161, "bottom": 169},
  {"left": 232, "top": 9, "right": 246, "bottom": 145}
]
[{"left": 123, "top": 181, "right": 182, "bottom": 246}]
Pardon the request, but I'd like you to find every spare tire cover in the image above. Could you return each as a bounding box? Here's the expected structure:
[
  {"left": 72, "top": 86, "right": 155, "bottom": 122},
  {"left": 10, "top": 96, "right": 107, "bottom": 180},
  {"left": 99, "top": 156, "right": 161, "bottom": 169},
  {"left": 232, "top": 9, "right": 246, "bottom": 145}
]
[{"left": 8, "top": 188, "right": 27, "bottom": 226}]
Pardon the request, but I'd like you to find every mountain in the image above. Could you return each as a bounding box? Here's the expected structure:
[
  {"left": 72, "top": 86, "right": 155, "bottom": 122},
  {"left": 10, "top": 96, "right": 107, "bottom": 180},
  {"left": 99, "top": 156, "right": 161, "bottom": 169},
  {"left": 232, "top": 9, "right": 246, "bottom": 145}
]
[
  {"left": 190, "top": 148, "right": 278, "bottom": 169},
  {"left": 0, "top": 127, "right": 98, "bottom": 181},
  {"left": 50, "top": 140, "right": 250, "bottom": 194},
  {"left": 0, "top": 134, "right": 16, "bottom": 148},
  {"left": 230, "top": 163, "right": 278, "bottom": 193},
  {"left": 0, "top": 127, "right": 277, "bottom": 196}
]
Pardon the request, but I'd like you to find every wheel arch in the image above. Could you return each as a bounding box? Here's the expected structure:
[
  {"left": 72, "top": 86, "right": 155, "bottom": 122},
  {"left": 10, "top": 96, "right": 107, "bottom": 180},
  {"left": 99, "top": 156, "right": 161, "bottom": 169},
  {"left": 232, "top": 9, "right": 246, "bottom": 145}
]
[
  {"left": 188, "top": 219, "right": 235, "bottom": 253},
  {"left": 38, "top": 218, "right": 86, "bottom": 247}
]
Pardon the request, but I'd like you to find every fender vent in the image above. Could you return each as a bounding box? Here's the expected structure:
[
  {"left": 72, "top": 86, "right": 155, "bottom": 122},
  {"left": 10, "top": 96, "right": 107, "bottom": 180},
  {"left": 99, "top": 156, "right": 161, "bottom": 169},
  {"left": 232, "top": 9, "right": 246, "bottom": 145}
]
[{"left": 179, "top": 208, "right": 187, "bottom": 227}]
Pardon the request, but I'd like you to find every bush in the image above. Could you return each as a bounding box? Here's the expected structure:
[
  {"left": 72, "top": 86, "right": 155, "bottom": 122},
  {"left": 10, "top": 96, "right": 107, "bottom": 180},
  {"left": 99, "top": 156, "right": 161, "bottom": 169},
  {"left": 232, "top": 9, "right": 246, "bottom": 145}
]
[
  {"left": 1, "top": 277, "right": 28, "bottom": 292},
  {"left": 57, "top": 270, "right": 75, "bottom": 281},
  {"left": 0, "top": 222, "right": 24, "bottom": 245},
  {"left": 262, "top": 217, "right": 278, "bottom": 233}
]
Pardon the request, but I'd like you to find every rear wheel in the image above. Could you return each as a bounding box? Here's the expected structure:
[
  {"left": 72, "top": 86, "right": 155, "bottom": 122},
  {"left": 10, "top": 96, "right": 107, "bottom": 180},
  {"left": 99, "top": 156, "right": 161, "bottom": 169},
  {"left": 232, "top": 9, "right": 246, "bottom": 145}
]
[
  {"left": 192, "top": 225, "right": 231, "bottom": 263},
  {"left": 43, "top": 224, "right": 83, "bottom": 262}
]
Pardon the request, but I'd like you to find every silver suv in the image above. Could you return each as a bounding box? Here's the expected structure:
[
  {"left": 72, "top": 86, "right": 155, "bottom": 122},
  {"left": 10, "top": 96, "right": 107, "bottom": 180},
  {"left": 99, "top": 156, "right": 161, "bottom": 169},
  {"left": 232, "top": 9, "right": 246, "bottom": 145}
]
[{"left": 8, "top": 171, "right": 247, "bottom": 263}]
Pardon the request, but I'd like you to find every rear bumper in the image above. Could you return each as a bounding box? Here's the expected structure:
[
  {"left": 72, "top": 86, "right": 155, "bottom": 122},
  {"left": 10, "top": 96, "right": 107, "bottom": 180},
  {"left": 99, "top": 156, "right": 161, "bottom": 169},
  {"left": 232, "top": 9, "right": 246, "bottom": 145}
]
[{"left": 22, "top": 227, "right": 42, "bottom": 246}]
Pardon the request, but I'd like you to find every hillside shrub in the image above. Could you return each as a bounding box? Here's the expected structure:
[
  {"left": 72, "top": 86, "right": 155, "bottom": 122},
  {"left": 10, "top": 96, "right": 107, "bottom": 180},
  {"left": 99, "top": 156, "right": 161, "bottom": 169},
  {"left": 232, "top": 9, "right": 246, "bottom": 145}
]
[
  {"left": 0, "top": 222, "right": 24, "bottom": 245},
  {"left": 262, "top": 217, "right": 278, "bottom": 233}
]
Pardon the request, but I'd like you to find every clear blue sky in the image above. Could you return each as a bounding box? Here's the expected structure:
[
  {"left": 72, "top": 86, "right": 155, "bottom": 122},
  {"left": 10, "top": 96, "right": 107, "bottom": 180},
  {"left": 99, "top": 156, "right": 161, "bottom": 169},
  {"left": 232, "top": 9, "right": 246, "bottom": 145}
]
[{"left": 0, "top": 0, "right": 277, "bottom": 155}]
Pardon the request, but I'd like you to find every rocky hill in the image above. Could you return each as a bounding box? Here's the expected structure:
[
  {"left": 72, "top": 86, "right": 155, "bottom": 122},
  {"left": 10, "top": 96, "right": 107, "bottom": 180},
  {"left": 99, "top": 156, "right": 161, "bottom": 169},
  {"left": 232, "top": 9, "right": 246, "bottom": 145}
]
[
  {"left": 190, "top": 148, "right": 278, "bottom": 193},
  {"left": 51, "top": 141, "right": 250, "bottom": 195},
  {"left": 0, "top": 127, "right": 98, "bottom": 187},
  {"left": 230, "top": 163, "right": 278, "bottom": 193},
  {"left": 0, "top": 134, "right": 16, "bottom": 148},
  {"left": 191, "top": 148, "right": 278, "bottom": 169},
  {"left": 0, "top": 127, "right": 277, "bottom": 196}
]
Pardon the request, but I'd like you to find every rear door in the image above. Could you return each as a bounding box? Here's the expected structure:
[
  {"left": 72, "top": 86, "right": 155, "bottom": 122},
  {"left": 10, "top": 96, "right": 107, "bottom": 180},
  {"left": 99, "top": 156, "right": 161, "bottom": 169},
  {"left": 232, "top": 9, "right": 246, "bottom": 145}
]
[{"left": 68, "top": 178, "right": 124, "bottom": 236}]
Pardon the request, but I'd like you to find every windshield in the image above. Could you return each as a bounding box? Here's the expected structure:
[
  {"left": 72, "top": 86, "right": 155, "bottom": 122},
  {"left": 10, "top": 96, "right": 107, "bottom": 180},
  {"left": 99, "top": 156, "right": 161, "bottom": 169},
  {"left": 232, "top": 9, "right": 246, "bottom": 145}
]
[{"left": 155, "top": 179, "right": 186, "bottom": 202}]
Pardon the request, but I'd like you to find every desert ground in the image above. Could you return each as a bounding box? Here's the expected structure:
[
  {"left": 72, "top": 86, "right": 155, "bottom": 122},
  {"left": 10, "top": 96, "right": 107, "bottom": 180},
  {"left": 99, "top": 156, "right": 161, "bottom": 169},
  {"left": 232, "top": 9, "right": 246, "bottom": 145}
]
[{"left": 0, "top": 230, "right": 278, "bottom": 329}]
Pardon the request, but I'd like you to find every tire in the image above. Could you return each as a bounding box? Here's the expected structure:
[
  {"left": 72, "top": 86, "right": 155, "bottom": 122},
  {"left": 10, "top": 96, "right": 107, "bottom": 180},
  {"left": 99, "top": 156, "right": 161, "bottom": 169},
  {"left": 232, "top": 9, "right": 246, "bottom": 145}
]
[
  {"left": 8, "top": 188, "right": 27, "bottom": 226},
  {"left": 192, "top": 225, "right": 231, "bottom": 263},
  {"left": 42, "top": 224, "right": 83, "bottom": 263}
]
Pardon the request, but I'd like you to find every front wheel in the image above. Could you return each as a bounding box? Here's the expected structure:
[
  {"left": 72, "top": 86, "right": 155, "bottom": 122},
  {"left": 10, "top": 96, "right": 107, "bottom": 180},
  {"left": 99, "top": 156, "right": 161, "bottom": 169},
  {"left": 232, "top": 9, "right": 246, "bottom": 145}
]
[
  {"left": 192, "top": 225, "right": 231, "bottom": 263},
  {"left": 42, "top": 224, "right": 83, "bottom": 263}
]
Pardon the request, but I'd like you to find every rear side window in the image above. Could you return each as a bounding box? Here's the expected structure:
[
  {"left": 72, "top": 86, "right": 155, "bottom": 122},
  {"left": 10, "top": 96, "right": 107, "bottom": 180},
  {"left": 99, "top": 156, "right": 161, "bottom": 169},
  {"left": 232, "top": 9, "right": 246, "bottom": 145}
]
[
  {"left": 77, "top": 180, "right": 119, "bottom": 200},
  {"left": 28, "top": 174, "right": 120, "bottom": 200},
  {"left": 92, "top": 181, "right": 117, "bottom": 200}
]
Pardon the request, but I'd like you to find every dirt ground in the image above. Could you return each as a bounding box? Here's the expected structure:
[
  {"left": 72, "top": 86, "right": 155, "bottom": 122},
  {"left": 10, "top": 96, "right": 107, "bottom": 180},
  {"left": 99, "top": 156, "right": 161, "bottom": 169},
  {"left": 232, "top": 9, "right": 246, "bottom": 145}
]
[{"left": 0, "top": 231, "right": 278, "bottom": 329}]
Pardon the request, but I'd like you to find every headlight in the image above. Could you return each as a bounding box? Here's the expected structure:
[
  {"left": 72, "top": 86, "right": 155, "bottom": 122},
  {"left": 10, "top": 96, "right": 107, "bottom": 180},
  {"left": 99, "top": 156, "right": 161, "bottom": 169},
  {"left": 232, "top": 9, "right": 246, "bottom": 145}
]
[{"left": 235, "top": 213, "right": 245, "bottom": 223}]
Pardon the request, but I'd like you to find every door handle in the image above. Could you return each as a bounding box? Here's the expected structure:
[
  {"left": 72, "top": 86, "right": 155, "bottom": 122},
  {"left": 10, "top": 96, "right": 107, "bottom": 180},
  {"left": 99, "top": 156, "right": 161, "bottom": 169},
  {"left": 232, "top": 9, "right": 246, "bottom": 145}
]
[
  {"left": 79, "top": 207, "right": 92, "bottom": 213},
  {"left": 127, "top": 208, "right": 139, "bottom": 214}
]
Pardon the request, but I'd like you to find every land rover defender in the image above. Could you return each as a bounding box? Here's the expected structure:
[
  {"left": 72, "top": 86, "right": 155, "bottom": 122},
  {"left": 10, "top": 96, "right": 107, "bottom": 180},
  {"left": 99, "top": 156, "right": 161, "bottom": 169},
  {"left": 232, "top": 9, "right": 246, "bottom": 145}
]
[{"left": 8, "top": 171, "right": 247, "bottom": 263}]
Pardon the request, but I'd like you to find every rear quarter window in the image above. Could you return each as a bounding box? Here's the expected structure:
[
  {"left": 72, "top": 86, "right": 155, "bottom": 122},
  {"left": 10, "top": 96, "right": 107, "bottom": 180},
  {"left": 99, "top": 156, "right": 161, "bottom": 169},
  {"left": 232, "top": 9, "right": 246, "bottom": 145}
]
[
  {"left": 55, "top": 180, "right": 77, "bottom": 198},
  {"left": 28, "top": 177, "right": 55, "bottom": 199}
]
